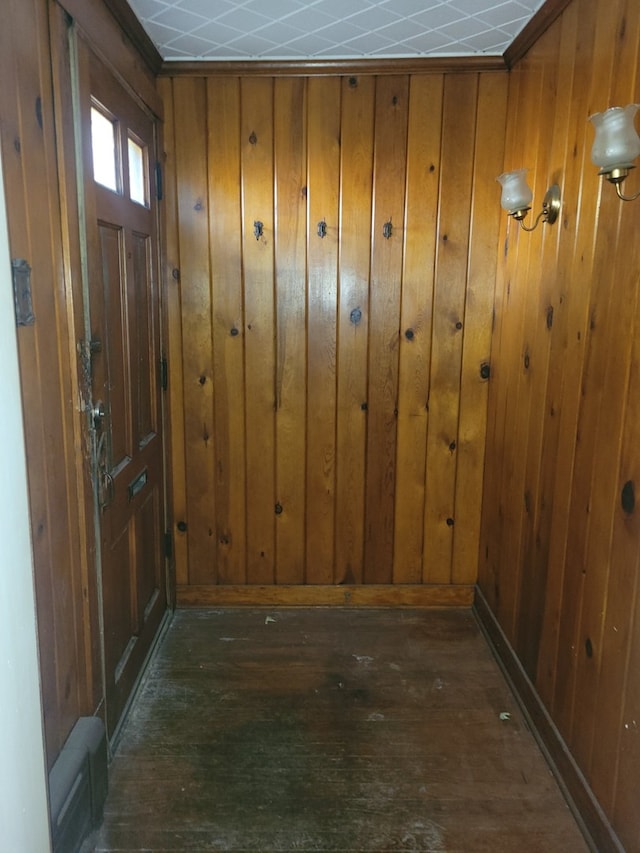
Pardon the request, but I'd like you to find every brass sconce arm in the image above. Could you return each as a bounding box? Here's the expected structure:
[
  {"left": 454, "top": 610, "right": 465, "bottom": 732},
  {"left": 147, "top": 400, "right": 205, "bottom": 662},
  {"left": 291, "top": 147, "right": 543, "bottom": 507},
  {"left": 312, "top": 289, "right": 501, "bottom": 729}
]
[
  {"left": 516, "top": 184, "right": 561, "bottom": 231},
  {"left": 601, "top": 166, "right": 640, "bottom": 202}
]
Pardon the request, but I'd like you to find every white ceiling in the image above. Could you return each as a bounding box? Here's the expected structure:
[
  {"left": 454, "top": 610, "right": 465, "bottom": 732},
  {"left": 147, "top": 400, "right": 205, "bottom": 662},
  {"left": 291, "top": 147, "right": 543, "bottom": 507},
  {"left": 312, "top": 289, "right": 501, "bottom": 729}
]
[{"left": 127, "top": 0, "right": 546, "bottom": 62}]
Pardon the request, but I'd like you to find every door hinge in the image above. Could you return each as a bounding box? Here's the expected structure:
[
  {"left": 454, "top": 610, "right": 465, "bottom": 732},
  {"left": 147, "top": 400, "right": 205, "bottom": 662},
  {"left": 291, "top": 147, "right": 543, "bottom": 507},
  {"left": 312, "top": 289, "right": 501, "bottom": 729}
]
[
  {"left": 160, "top": 356, "right": 168, "bottom": 391},
  {"left": 12, "top": 259, "right": 35, "bottom": 326},
  {"left": 155, "top": 161, "right": 163, "bottom": 201},
  {"left": 164, "top": 531, "right": 173, "bottom": 559}
]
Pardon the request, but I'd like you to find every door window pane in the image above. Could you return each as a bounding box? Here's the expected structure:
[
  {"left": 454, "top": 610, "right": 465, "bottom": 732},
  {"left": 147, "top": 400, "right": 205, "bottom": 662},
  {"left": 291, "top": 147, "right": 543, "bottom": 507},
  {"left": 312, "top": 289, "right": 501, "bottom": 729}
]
[
  {"left": 91, "top": 106, "right": 119, "bottom": 192},
  {"left": 128, "top": 136, "right": 148, "bottom": 207}
]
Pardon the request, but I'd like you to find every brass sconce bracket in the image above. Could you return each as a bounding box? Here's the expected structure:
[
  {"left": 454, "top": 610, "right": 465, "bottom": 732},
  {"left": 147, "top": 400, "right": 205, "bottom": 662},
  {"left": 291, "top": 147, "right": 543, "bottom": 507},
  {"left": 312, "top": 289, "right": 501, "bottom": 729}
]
[
  {"left": 600, "top": 165, "right": 640, "bottom": 201},
  {"left": 517, "top": 184, "right": 561, "bottom": 231}
]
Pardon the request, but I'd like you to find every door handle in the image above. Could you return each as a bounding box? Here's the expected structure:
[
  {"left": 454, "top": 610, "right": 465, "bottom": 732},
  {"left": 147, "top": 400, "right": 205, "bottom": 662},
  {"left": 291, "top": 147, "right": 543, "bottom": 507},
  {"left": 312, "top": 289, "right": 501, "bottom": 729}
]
[
  {"left": 92, "top": 400, "right": 106, "bottom": 430},
  {"left": 99, "top": 466, "right": 115, "bottom": 510}
]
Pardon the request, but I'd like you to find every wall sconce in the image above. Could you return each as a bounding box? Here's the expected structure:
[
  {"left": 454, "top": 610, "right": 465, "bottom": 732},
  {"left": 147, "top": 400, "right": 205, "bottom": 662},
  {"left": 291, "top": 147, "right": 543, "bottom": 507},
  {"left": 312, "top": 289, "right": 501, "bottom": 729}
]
[
  {"left": 589, "top": 104, "right": 640, "bottom": 201},
  {"left": 497, "top": 169, "right": 561, "bottom": 231}
]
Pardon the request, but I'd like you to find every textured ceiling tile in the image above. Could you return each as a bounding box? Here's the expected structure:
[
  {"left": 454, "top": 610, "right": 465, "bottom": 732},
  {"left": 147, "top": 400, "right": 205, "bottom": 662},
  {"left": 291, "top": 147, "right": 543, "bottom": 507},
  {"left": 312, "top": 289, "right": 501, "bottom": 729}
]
[
  {"left": 151, "top": 5, "right": 208, "bottom": 30},
  {"left": 345, "top": 5, "right": 403, "bottom": 30},
  {"left": 163, "top": 34, "right": 223, "bottom": 55},
  {"left": 314, "top": 20, "right": 368, "bottom": 44},
  {"left": 246, "top": 20, "right": 309, "bottom": 44},
  {"left": 190, "top": 20, "right": 246, "bottom": 44},
  {"left": 375, "top": 16, "right": 438, "bottom": 42},
  {"left": 131, "top": 0, "right": 170, "bottom": 19},
  {"left": 379, "top": 0, "right": 444, "bottom": 15},
  {"left": 340, "top": 30, "right": 398, "bottom": 53},
  {"left": 458, "top": 29, "right": 513, "bottom": 51},
  {"left": 439, "top": 17, "right": 495, "bottom": 41},
  {"left": 316, "top": 0, "right": 377, "bottom": 16},
  {"left": 224, "top": 33, "right": 282, "bottom": 54},
  {"left": 400, "top": 29, "right": 457, "bottom": 52},
  {"left": 176, "top": 0, "right": 236, "bottom": 16},
  {"left": 242, "top": 0, "right": 306, "bottom": 16},
  {"left": 476, "top": 2, "right": 534, "bottom": 28},
  {"left": 214, "top": 6, "right": 273, "bottom": 31},
  {"left": 410, "top": 4, "right": 468, "bottom": 29},
  {"left": 127, "top": 0, "right": 545, "bottom": 60},
  {"left": 280, "top": 6, "right": 337, "bottom": 30},
  {"left": 279, "top": 33, "right": 339, "bottom": 54},
  {"left": 450, "top": 0, "right": 535, "bottom": 15},
  {"left": 142, "top": 18, "right": 185, "bottom": 42}
]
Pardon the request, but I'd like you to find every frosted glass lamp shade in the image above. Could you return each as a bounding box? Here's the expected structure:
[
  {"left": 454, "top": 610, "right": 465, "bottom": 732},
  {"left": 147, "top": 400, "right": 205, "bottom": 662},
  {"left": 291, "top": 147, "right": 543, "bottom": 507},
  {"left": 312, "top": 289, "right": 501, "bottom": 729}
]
[
  {"left": 497, "top": 169, "right": 533, "bottom": 214},
  {"left": 589, "top": 104, "right": 640, "bottom": 172}
]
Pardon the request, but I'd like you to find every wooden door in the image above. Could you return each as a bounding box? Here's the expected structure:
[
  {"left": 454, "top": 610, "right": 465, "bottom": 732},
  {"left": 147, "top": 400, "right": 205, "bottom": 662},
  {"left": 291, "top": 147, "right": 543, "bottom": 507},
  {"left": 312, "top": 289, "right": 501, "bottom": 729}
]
[{"left": 79, "top": 42, "right": 166, "bottom": 735}]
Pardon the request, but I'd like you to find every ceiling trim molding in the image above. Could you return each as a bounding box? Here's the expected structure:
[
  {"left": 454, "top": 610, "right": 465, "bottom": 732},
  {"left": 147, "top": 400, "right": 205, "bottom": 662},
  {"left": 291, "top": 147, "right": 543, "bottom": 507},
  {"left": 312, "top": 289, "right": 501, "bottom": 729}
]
[
  {"left": 158, "top": 55, "right": 507, "bottom": 77},
  {"left": 101, "top": 0, "right": 163, "bottom": 75},
  {"left": 503, "top": 0, "right": 573, "bottom": 69}
]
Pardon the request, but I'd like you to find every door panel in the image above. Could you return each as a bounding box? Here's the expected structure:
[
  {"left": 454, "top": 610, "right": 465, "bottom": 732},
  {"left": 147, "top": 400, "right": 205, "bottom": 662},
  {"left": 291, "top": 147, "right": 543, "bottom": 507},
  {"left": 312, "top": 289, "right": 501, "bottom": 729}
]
[
  {"left": 80, "top": 40, "right": 167, "bottom": 735},
  {"left": 97, "top": 221, "right": 129, "bottom": 468}
]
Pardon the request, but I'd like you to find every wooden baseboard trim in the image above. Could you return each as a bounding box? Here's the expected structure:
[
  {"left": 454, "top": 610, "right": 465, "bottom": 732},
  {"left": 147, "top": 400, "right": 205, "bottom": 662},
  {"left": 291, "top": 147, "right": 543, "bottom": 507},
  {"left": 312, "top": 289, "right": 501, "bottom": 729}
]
[
  {"left": 473, "top": 587, "right": 624, "bottom": 853},
  {"left": 177, "top": 584, "right": 474, "bottom": 608}
]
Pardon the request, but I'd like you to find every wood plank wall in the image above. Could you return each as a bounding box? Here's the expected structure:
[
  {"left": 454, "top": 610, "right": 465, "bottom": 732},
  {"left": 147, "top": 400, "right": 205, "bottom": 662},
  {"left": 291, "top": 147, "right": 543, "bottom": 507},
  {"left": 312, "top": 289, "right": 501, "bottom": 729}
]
[
  {"left": 160, "top": 70, "right": 508, "bottom": 602},
  {"left": 479, "top": 0, "right": 640, "bottom": 847},
  {"left": 0, "top": 0, "right": 162, "bottom": 769},
  {"left": 0, "top": 0, "right": 95, "bottom": 768}
]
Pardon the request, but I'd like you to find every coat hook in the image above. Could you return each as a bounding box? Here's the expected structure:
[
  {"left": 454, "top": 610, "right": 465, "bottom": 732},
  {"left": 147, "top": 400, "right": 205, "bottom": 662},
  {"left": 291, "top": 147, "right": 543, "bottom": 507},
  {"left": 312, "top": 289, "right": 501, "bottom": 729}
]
[
  {"left": 254, "top": 220, "right": 263, "bottom": 240},
  {"left": 317, "top": 219, "right": 327, "bottom": 238},
  {"left": 383, "top": 219, "right": 393, "bottom": 239}
]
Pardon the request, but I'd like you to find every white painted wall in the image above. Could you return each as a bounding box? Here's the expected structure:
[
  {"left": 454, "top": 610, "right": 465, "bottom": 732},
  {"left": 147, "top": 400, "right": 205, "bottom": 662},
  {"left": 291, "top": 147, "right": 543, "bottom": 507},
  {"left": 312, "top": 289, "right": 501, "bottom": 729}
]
[{"left": 0, "top": 146, "right": 52, "bottom": 849}]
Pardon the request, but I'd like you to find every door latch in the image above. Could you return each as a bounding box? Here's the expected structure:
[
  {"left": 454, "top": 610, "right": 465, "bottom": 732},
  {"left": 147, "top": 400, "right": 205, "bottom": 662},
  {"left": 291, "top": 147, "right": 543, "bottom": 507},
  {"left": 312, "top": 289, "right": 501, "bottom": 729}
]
[{"left": 92, "top": 400, "right": 106, "bottom": 430}]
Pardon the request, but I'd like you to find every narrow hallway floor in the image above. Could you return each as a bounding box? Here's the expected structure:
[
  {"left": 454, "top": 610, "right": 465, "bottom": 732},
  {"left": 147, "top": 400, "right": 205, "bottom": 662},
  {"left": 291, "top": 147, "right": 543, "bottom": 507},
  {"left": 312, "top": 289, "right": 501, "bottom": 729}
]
[{"left": 90, "top": 607, "right": 589, "bottom": 852}]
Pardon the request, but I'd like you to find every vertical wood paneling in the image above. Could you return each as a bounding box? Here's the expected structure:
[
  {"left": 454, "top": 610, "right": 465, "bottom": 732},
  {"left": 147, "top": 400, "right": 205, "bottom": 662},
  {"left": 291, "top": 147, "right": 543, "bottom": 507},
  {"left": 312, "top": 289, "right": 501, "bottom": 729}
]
[
  {"left": 393, "top": 74, "right": 442, "bottom": 584},
  {"left": 511, "top": 19, "right": 563, "bottom": 665},
  {"left": 173, "top": 78, "right": 216, "bottom": 585},
  {"left": 166, "top": 70, "right": 507, "bottom": 594},
  {"left": 552, "top": 0, "right": 624, "bottom": 743},
  {"left": 479, "top": 0, "right": 640, "bottom": 846},
  {"left": 589, "top": 19, "right": 640, "bottom": 824},
  {"left": 515, "top": 9, "right": 575, "bottom": 681},
  {"left": 306, "top": 77, "right": 341, "bottom": 584},
  {"left": 207, "top": 77, "right": 247, "bottom": 584},
  {"left": 477, "top": 65, "right": 524, "bottom": 618},
  {"left": 363, "top": 75, "right": 409, "bottom": 584},
  {"left": 591, "top": 338, "right": 640, "bottom": 811},
  {"left": 422, "top": 75, "right": 478, "bottom": 584},
  {"left": 274, "top": 77, "right": 307, "bottom": 585},
  {"left": 0, "top": 0, "right": 91, "bottom": 766},
  {"left": 158, "top": 77, "right": 189, "bottom": 585},
  {"left": 334, "top": 75, "right": 374, "bottom": 586},
  {"left": 452, "top": 72, "right": 507, "bottom": 585},
  {"left": 241, "top": 78, "right": 276, "bottom": 584},
  {"left": 570, "top": 0, "right": 640, "bottom": 775},
  {"left": 535, "top": 1, "right": 598, "bottom": 707}
]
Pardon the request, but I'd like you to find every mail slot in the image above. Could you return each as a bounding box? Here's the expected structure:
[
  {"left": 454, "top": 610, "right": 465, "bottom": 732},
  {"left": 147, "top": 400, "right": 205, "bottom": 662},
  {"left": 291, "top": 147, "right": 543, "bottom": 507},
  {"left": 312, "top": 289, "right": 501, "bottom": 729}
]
[{"left": 128, "top": 468, "right": 148, "bottom": 501}]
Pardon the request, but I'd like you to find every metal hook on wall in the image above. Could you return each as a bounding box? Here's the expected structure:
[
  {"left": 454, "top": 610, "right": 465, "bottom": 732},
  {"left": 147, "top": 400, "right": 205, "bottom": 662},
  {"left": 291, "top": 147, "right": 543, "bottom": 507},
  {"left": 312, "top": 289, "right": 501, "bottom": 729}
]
[
  {"left": 254, "top": 220, "right": 263, "bottom": 240},
  {"left": 317, "top": 219, "right": 327, "bottom": 238},
  {"left": 383, "top": 219, "right": 393, "bottom": 239}
]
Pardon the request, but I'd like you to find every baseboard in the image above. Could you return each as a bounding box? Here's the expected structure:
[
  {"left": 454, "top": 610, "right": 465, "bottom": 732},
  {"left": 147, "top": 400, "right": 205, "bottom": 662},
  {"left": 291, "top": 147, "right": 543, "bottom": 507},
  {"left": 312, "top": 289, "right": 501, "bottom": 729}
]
[
  {"left": 473, "top": 586, "right": 624, "bottom": 853},
  {"left": 49, "top": 716, "right": 108, "bottom": 853},
  {"left": 177, "top": 583, "right": 474, "bottom": 608}
]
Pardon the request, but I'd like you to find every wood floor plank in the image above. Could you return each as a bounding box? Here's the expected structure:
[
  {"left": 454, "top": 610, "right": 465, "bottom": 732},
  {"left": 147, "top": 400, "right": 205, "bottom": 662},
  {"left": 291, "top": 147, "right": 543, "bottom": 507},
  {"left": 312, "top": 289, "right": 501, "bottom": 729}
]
[{"left": 91, "top": 609, "right": 588, "bottom": 852}]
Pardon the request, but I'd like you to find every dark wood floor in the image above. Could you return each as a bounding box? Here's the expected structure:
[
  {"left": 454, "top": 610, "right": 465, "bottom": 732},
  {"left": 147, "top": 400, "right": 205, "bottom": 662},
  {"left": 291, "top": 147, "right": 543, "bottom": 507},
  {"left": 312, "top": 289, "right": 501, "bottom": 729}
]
[{"left": 90, "top": 608, "right": 589, "bottom": 852}]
